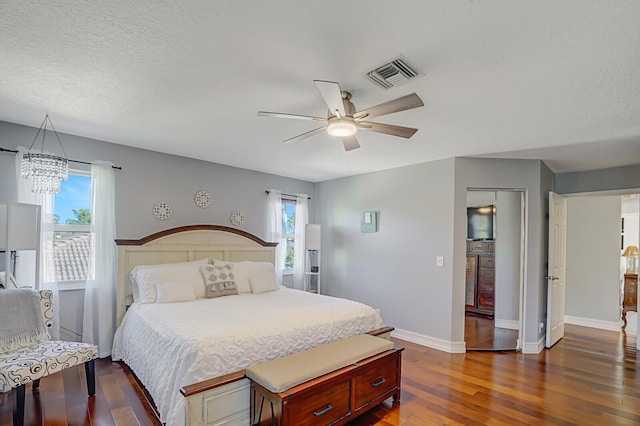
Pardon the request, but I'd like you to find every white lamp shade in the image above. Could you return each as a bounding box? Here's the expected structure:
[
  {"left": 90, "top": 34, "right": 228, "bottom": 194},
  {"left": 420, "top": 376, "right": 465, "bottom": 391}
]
[
  {"left": 1, "top": 203, "right": 41, "bottom": 250},
  {"left": 305, "top": 224, "right": 321, "bottom": 250}
]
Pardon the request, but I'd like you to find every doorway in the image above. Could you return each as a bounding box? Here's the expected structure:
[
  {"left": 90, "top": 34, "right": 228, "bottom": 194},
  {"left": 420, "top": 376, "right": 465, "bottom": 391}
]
[{"left": 465, "top": 189, "right": 525, "bottom": 351}]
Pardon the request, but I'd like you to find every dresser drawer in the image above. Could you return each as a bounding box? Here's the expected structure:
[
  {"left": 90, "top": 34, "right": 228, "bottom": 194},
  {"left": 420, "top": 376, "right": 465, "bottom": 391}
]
[
  {"left": 353, "top": 355, "right": 398, "bottom": 411},
  {"left": 479, "top": 255, "right": 494, "bottom": 268},
  {"left": 286, "top": 378, "right": 351, "bottom": 426},
  {"left": 478, "top": 268, "right": 495, "bottom": 284},
  {"left": 478, "top": 293, "right": 495, "bottom": 308}
]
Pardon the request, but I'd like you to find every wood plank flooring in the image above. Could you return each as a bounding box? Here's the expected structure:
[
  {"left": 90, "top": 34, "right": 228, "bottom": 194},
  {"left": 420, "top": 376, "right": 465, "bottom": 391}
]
[
  {"left": 1, "top": 324, "right": 637, "bottom": 425},
  {"left": 465, "top": 314, "right": 519, "bottom": 350}
]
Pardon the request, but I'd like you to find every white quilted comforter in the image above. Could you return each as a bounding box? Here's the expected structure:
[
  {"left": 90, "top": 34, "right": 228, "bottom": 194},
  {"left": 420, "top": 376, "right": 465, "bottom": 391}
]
[{"left": 112, "top": 288, "right": 383, "bottom": 425}]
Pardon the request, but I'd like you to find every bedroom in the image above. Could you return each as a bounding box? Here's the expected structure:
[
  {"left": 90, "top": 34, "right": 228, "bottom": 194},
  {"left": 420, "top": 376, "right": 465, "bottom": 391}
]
[{"left": 1, "top": 1, "right": 640, "bottom": 425}]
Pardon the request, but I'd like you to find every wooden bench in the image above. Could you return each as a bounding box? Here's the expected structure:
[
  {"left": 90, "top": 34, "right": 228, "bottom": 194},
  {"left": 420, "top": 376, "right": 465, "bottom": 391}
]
[{"left": 245, "top": 334, "right": 403, "bottom": 426}]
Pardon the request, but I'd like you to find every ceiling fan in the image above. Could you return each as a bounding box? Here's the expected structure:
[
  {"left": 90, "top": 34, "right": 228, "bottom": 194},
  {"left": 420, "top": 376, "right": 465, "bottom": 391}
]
[{"left": 258, "top": 80, "right": 424, "bottom": 151}]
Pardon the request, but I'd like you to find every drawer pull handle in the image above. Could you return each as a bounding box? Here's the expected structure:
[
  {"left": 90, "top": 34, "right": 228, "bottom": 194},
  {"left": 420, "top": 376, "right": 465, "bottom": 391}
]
[
  {"left": 313, "top": 404, "right": 334, "bottom": 417},
  {"left": 371, "top": 378, "right": 387, "bottom": 387}
]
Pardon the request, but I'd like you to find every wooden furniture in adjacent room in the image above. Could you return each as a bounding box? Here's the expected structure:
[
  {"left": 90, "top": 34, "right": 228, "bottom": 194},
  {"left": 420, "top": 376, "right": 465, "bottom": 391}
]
[
  {"left": 465, "top": 240, "right": 495, "bottom": 318},
  {"left": 622, "top": 273, "right": 637, "bottom": 329}
]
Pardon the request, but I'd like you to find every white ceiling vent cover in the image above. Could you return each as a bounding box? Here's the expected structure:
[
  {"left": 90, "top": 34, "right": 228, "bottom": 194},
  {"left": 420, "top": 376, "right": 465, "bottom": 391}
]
[{"left": 366, "top": 58, "right": 419, "bottom": 89}]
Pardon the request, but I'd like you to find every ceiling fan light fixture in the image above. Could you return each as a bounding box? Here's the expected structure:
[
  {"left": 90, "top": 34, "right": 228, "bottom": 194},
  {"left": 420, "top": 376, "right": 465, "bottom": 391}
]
[{"left": 327, "top": 118, "right": 357, "bottom": 137}]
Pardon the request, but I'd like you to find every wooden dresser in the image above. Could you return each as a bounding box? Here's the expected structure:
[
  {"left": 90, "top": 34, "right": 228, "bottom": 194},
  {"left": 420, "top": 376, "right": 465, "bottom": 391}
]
[
  {"left": 465, "top": 241, "right": 495, "bottom": 317},
  {"left": 622, "top": 273, "right": 638, "bottom": 329}
]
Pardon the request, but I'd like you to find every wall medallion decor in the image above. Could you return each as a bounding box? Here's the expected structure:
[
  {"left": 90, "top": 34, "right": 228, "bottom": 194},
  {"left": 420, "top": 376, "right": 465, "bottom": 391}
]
[
  {"left": 152, "top": 201, "right": 173, "bottom": 221},
  {"left": 194, "top": 190, "right": 212, "bottom": 208},
  {"left": 230, "top": 210, "right": 245, "bottom": 226}
]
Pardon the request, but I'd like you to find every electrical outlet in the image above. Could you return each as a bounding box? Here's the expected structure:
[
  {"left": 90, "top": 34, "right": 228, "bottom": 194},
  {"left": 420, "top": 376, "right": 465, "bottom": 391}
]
[{"left": 436, "top": 256, "right": 444, "bottom": 267}]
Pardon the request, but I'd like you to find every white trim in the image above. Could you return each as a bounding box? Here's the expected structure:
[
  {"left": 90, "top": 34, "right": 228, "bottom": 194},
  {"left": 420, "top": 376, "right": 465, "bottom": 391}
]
[
  {"left": 522, "top": 336, "right": 545, "bottom": 354},
  {"left": 391, "top": 328, "right": 466, "bottom": 354},
  {"left": 564, "top": 315, "right": 622, "bottom": 332},
  {"left": 58, "top": 280, "right": 86, "bottom": 291},
  {"left": 495, "top": 319, "right": 520, "bottom": 330}
]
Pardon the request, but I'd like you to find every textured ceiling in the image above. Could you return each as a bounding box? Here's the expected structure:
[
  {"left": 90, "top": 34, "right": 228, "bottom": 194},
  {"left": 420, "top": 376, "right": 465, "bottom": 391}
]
[{"left": 0, "top": 0, "right": 639, "bottom": 182}]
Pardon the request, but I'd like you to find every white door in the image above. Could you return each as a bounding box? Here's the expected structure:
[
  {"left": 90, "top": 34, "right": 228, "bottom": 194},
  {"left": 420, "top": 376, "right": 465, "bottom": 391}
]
[{"left": 546, "top": 192, "right": 567, "bottom": 348}]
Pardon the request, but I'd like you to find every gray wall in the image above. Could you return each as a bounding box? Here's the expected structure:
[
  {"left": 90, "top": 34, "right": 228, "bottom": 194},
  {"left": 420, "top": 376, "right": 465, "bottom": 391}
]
[
  {"left": 316, "top": 158, "right": 456, "bottom": 342},
  {"left": 454, "top": 158, "right": 552, "bottom": 352},
  {"left": 495, "top": 191, "right": 522, "bottom": 324},
  {"left": 317, "top": 156, "right": 550, "bottom": 352},
  {"left": 556, "top": 164, "right": 640, "bottom": 195},
  {"left": 0, "top": 120, "right": 315, "bottom": 240},
  {"left": 565, "top": 196, "right": 621, "bottom": 323}
]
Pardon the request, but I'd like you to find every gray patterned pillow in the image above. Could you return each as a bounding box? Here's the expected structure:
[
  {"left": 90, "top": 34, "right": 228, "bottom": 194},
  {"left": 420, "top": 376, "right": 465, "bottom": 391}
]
[{"left": 199, "top": 265, "right": 239, "bottom": 298}]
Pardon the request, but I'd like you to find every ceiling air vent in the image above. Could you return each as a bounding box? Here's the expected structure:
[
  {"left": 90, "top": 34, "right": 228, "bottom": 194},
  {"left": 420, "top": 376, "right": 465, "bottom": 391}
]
[{"left": 366, "top": 58, "right": 419, "bottom": 89}]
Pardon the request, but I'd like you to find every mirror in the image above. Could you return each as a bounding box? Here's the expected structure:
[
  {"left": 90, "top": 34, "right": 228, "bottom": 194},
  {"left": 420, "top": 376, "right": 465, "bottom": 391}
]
[{"left": 465, "top": 190, "right": 524, "bottom": 351}]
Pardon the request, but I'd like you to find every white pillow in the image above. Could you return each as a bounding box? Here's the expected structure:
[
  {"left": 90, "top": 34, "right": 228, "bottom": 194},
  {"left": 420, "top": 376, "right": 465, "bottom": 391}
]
[
  {"left": 155, "top": 282, "right": 197, "bottom": 303},
  {"left": 129, "top": 258, "right": 209, "bottom": 303},
  {"left": 249, "top": 270, "right": 280, "bottom": 294},
  {"left": 212, "top": 261, "right": 276, "bottom": 293}
]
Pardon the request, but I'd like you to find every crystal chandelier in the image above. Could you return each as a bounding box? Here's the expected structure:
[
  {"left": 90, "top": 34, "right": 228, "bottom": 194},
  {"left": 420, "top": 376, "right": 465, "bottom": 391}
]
[{"left": 21, "top": 114, "right": 69, "bottom": 193}]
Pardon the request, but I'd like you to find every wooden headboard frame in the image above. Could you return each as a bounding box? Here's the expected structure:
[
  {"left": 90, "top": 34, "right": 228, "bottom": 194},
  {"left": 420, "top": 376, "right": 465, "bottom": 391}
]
[{"left": 115, "top": 225, "right": 277, "bottom": 326}]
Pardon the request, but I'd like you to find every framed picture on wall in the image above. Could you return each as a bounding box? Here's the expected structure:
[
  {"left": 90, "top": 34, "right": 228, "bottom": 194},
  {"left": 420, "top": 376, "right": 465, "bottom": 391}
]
[{"left": 361, "top": 211, "right": 378, "bottom": 233}]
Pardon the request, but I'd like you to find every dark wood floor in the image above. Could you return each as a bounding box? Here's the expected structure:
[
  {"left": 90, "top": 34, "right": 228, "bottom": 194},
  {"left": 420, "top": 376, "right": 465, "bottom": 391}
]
[
  {"left": 464, "top": 314, "right": 519, "bottom": 350},
  {"left": 1, "top": 325, "right": 638, "bottom": 425}
]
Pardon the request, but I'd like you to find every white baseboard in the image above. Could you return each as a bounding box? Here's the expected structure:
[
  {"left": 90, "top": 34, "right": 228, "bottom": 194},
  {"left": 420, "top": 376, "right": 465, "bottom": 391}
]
[
  {"left": 522, "top": 336, "right": 545, "bottom": 354},
  {"left": 495, "top": 319, "right": 520, "bottom": 330},
  {"left": 391, "top": 328, "right": 466, "bottom": 354},
  {"left": 564, "top": 315, "right": 622, "bottom": 332}
]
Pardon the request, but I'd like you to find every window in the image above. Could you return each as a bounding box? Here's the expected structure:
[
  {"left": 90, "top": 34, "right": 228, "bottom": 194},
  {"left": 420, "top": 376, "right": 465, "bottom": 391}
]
[
  {"left": 282, "top": 199, "right": 296, "bottom": 271},
  {"left": 53, "top": 171, "right": 92, "bottom": 282}
]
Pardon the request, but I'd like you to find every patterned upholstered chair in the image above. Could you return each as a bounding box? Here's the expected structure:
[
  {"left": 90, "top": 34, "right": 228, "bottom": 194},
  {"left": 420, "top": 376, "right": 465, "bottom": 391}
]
[{"left": 0, "top": 289, "right": 98, "bottom": 426}]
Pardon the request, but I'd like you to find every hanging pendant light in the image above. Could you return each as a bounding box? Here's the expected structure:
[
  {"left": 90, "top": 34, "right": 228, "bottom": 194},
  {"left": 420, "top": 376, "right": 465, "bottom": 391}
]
[{"left": 21, "top": 114, "right": 69, "bottom": 193}]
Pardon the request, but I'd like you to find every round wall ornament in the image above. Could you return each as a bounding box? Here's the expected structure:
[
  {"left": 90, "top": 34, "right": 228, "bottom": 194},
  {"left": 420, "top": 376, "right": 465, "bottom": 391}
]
[
  {"left": 194, "top": 190, "right": 212, "bottom": 208},
  {"left": 230, "top": 210, "right": 245, "bottom": 226},
  {"left": 152, "top": 201, "right": 172, "bottom": 221}
]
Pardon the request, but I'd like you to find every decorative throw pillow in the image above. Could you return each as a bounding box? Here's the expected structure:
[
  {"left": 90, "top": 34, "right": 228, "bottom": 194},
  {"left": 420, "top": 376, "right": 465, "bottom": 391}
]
[
  {"left": 212, "top": 260, "right": 277, "bottom": 293},
  {"left": 200, "top": 265, "right": 239, "bottom": 298},
  {"left": 155, "top": 282, "right": 197, "bottom": 303}
]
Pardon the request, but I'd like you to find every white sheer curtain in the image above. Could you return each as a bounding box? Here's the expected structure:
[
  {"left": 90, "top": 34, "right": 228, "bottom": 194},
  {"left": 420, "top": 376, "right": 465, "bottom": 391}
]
[
  {"left": 15, "top": 146, "right": 60, "bottom": 339},
  {"left": 266, "top": 189, "right": 284, "bottom": 284},
  {"left": 293, "top": 194, "right": 308, "bottom": 290},
  {"left": 83, "top": 161, "right": 117, "bottom": 358}
]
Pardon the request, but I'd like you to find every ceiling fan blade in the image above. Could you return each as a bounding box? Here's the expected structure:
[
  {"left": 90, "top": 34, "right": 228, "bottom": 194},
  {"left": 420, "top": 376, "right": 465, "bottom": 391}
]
[
  {"left": 341, "top": 135, "right": 360, "bottom": 151},
  {"left": 258, "top": 111, "right": 327, "bottom": 122},
  {"left": 354, "top": 93, "right": 424, "bottom": 120},
  {"left": 314, "top": 80, "right": 346, "bottom": 117},
  {"left": 358, "top": 121, "right": 418, "bottom": 139},
  {"left": 283, "top": 126, "right": 326, "bottom": 144}
]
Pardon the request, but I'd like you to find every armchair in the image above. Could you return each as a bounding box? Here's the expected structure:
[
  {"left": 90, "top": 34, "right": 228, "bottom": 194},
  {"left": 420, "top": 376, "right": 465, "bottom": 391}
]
[{"left": 0, "top": 289, "right": 98, "bottom": 426}]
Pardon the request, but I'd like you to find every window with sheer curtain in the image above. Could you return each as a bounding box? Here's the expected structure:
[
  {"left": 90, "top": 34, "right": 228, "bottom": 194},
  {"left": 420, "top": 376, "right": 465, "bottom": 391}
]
[
  {"left": 15, "top": 147, "right": 117, "bottom": 356},
  {"left": 267, "top": 190, "right": 308, "bottom": 290},
  {"left": 267, "top": 191, "right": 309, "bottom": 289}
]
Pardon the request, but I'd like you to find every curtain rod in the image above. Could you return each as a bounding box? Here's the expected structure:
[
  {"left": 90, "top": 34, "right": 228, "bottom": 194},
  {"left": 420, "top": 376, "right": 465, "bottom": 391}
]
[
  {"left": 0, "top": 147, "right": 122, "bottom": 170},
  {"left": 265, "top": 190, "right": 311, "bottom": 200}
]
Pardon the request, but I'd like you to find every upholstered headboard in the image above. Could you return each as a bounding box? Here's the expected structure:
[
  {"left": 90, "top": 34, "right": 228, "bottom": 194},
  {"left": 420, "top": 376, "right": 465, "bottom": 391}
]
[{"left": 115, "top": 225, "right": 277, "bottom": 326}]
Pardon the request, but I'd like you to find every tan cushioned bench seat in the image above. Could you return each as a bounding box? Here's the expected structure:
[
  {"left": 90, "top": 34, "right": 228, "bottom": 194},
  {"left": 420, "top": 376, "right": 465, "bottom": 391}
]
[{"left": 245, "top": 334, "right": 394, "bottom": 393}]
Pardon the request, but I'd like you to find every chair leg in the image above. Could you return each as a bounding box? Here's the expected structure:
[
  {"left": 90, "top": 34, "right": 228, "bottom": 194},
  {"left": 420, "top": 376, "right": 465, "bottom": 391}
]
[
  {"left": 12, "top": 384, "right": 26, "bottom": 426},
  {"left": 85, "top": 359, "right": 96, "bottom": 396},
  {"left": 32, "top": 378, "right": 40, "bottom": 391}
]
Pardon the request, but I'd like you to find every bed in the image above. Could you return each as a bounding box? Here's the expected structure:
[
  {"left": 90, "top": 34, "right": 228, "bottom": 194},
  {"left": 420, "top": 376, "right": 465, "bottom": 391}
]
[{"left": 111, "top": 225, "right": 385, "bottom": 425}]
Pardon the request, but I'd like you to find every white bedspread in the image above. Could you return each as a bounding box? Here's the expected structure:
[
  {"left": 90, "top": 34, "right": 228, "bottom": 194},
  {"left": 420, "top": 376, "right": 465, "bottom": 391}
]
[{"left": 112, "top": 288, "right": 383, "bottom": 425}]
